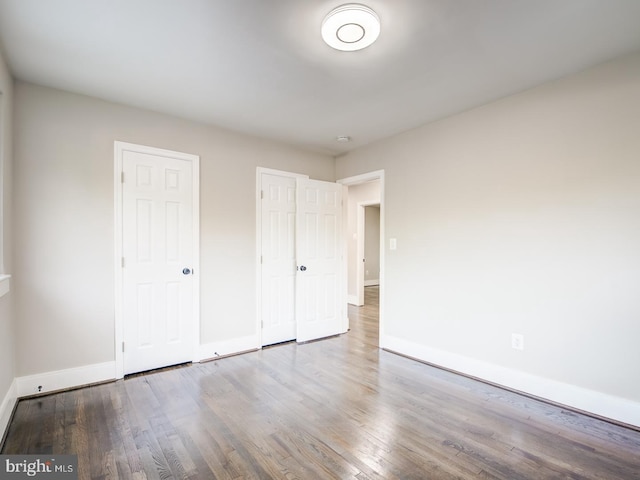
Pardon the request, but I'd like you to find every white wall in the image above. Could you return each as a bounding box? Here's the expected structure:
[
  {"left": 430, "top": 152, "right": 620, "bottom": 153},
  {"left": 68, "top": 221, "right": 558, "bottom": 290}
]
[
  {"left": 336, "top": 52, "right": 640, "bottom": 426},
  {"left": 0, "top": 48, "right": 16, "bottom": 439},
  {"left": 13, "top": 82, "right": 335, "bottom": 378}
]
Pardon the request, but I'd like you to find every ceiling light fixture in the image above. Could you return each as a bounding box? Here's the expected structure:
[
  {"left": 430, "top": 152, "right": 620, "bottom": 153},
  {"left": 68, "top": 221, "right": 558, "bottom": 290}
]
[{"left": 321, "top": 4, "right": 380, "bottom": 52}]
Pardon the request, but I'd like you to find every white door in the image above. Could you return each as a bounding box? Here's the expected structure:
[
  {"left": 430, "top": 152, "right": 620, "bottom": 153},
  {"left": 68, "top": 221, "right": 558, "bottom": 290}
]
[
  {"left": 295, "top": 178, "right": 345, "bottom": 342},
  {"left": 121, "top": 148, "right": 197, "bottom": 374},
  {"left": 260, "top": 173, "right": 297, "bottom": 345}
]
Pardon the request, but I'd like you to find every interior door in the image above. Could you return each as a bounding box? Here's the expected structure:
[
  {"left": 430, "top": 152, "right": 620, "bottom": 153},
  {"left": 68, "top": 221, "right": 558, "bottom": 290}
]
[
  {"left": 122, "top": 150, "right": 195, "bottom": 374},
  {"left": 295, "top": 178, "right": 345, "bottom": 342},
  {"left": 260, "top": 173, "right": 297, "bottom": 345}
]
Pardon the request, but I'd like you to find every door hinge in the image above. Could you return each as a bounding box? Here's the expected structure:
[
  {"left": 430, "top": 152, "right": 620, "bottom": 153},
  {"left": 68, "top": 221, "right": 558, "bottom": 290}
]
[
  {"left": 261, "top": 190, "right": 264, "bottom": 200},
  {"left": 121, "top": 257, "right": 125, "bottom": 268},
  {"left": 260, "top": 255, "right": 263, "bottom": 264},
  {"left": 121, "top": 171, "right": 125, "bottom": 183},
  {"left": 122, "top": 341, "right": 125, "bottom": 353}
]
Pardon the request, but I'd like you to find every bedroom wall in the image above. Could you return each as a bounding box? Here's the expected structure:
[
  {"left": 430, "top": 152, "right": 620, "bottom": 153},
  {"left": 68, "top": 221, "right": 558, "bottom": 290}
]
[
  {"left": 336, "top": 52, "right": 640, "bottom": 426},
  {"left": 13, "top": 82, "right": 334, "bottom": 378},
  {"left": 0, "top": 47, "right": 15, "bottom": 438}
]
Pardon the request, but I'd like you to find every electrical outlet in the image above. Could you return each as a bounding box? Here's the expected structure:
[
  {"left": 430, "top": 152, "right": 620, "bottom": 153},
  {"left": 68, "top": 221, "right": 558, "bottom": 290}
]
[{"left": 511, "top": 333, "right": 524, "bottom": 351}]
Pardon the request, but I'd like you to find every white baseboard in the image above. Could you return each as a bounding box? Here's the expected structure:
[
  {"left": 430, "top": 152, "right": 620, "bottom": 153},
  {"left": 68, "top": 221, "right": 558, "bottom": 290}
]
[
  {"left": 16, "top": 361, "right": 116, "bottom": 398},
  {"left": 381, "top": 334, "right": 640, "bottom": 428},
  {"left": 364, "top": 279, "right": 379, "bottom": 287},
  {"left": 0, "top": 378, "right": 17, "bottom": 441},
  {"left": 0, "top": 275, "right": 10, "bottom": 298},
  {"left": 347, "top": 294, "right": 360, "bottom": 306},
  {"left": 199, "top": 335, "right": 260, "bottom": 361}
]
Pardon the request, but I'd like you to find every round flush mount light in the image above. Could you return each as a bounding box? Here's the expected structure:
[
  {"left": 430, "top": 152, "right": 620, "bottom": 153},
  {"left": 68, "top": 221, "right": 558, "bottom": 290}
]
[{"left": 322, "top": 4, "right": 380, "bottom": 52}]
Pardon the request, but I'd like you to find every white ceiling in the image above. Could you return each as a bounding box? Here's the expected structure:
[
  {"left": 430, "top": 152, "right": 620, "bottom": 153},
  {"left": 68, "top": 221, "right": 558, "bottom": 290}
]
[{"left": 1, "top": 0, "right": 639, "bottom": 155}]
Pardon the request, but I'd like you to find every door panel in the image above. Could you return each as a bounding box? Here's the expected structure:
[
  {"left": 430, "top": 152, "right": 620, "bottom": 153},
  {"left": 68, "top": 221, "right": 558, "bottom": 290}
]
[
  {"left": 261, "top": 174, "right": 297, "bottom": 345},
  {"left": 296, "top": 178, "right": 344, "bottom": 342},
  {"left": 122, "top": 150, "right": 194, "bottom": 374}
]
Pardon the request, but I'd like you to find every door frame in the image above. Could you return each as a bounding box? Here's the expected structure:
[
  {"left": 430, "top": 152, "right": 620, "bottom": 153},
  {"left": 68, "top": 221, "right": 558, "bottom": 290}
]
[
  {"left": 255, "top": 167, "right": 308, "bottom": 346},
  {"left": 114, "top": 141, "right": 201, "bottom": 379},
  {"left": 337, "top": 170, "right": 385, "bottom": 339}
]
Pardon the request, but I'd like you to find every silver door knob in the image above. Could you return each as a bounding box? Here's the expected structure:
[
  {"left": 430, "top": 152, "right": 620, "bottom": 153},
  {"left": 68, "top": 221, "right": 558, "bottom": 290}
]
[
  {"left": 299, "top": 265, "right": 307, "bottom": 271},
  {"left": 182, "top": 268, "right": 192, "bottom": 275}
]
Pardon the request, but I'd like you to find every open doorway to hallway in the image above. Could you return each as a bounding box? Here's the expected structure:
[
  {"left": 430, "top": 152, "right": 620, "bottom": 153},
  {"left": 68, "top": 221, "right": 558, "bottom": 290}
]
[
  {"left": 338, "top": 170, "right": 384, "bottom": 345},
  {"left": 348, "top": 205, "right": 380, "bottom": 345},
  {"left": 345, "top": 181, "right": 381, "bottom": 307}
]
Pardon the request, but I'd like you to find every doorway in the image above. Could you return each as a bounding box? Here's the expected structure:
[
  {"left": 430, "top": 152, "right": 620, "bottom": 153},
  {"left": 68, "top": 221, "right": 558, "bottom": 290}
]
[
  {"left": 338, "top": 170, "right": 384, "bottom": 341},
  {"left": 363, "top": 205, "right": 381, "bottom": 290}
]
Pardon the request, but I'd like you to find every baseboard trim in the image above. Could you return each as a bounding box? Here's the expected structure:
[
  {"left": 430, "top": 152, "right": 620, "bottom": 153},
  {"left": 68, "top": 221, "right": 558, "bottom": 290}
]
[
  {"left": 347, "top": 295, "right": 361, "bottom": 306},
  {"left": 16, "top": 361, "right": 116, "bottom": 398},
  {"left": 0, "top": 378, "right": 17, "bottom": 446},
  {"left": 381, "top": 334, "right": 640, "bottom": 429},
  {"left": 199, "top": 335, "right": 260, "bottom": 362},
  {"left": 364, "top": 279, "right": 379, "bottom": 287},
  {"left": 0, "top": 275, "right": 10, "bottom": 298}
]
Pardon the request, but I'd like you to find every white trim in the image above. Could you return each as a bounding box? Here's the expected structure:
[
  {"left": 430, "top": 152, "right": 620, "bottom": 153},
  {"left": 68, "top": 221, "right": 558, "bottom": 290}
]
[
  {"left": 255, "top": 167, "right": 308, "bottom": 347},
  {"left": 364, "top": 279, "right": 380, "bottom": 287},
  {"left": 16, "top": 362, "right": 115, "bottom": 398},
  {"left": 338, "top": 170, "right": 385, "bottom": 186},
  {"left": 114, "top": 141, "right": 201, "bottom": 379},
  {"left": 355, "top": 203, "right": 365, "bottom": 306},
  {"left": 338, "top": 170, "right": 385, "bottom": 340},
  {"left": 341, "top": 185, "right": 350, "bottom": 330},
  {"left": 191, "top": 155, "right": 201, "bottom": 361},
  {"left": 382, "top": 334, "right": 640, "bottom": 428},
  {"left": 0, "top": 378, "right": 17, "bottom": 441},
  {"left": 347, "top": 294, "right": 358, "bottom": 306},
  {"left": 199, "top": 335, "right": 260, "bottom": 361},
  {"left": 0, "top": 90, "right": 5, "bottom": 276},
  {"left": 0, "top": 274, "right": 9, "bottom": 298},
  {"left": 114, "top": 144, "right": 123, "bottom": 377}
]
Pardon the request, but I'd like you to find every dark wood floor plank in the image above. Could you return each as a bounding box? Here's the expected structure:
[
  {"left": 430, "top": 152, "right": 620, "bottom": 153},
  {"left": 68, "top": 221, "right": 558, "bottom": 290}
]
[{"left": 3, "top": 287, "right": 640, "bottom": 479}]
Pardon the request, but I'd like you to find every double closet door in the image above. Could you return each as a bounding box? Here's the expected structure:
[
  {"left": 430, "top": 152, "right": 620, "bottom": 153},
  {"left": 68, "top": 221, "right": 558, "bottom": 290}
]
[{"left": 260, "top": 172, "right": 345, "bottom": 345}]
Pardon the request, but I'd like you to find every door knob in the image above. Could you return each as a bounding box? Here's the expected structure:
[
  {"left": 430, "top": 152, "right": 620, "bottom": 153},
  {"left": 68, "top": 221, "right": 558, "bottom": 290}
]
[
  {"left": 299, "top": 265, "right": 307, "bottom": 271},
  {"left": 182, "top": 267, "right": 192, "bottom": 275}
]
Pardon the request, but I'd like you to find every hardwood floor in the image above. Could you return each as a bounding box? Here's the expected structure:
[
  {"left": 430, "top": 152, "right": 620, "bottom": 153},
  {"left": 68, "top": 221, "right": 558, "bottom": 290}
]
[{"left": 3, "top": 286, "right": 640, "bottom": 479}]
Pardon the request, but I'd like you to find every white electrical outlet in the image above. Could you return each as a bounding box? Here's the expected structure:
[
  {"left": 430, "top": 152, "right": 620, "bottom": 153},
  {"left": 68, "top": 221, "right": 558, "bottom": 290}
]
[{"left": 511, "top": 333, "right": 524, "bottom": 351}]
